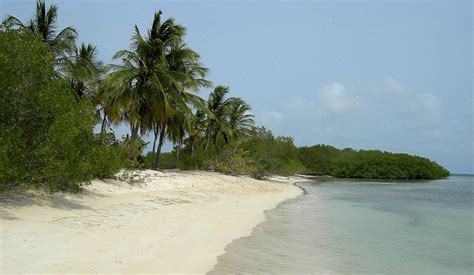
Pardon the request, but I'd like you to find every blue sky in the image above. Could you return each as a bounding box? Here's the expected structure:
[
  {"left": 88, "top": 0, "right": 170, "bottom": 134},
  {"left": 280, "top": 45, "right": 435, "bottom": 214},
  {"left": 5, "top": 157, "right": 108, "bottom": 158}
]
[{"left": 2, "top": 0, "right": 472, "bottom": 173}]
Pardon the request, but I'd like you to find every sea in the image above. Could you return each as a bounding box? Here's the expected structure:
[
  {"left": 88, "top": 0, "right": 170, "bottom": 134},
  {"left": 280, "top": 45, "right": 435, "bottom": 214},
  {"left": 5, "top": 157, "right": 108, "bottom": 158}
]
[{"left": 209, "top": 175, "right": 474, "bottom": 274}]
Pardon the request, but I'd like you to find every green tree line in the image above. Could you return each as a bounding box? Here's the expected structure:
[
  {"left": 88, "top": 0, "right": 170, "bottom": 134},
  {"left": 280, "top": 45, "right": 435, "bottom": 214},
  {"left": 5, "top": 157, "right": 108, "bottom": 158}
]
[{"left": 297, "top": 145, "right": 449, "bottom": 180}]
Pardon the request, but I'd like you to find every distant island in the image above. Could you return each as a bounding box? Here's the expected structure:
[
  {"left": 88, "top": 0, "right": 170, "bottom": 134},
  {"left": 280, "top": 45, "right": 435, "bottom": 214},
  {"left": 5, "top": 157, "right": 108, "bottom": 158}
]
[{"left": 298, "top": 145, "right": 450, "bottom": 180}]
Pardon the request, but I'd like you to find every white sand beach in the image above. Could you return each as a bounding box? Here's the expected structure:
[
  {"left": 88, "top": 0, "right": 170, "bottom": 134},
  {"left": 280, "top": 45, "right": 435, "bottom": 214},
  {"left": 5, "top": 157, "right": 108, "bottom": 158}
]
[{"left": 0, "top": 170, "right": 302, "bottom": 274}]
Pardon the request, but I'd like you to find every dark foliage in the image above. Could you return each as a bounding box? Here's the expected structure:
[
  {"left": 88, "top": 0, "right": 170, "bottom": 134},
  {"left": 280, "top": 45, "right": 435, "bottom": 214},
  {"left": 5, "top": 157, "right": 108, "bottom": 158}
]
[
  {"left": 0, "top": 29, "right": 124, "bottom": 192},
  {"left": 330, "top": 149, "right": 450, "bottom": 180},
  {"left": 298, "top": 145, "right": 340, "bottom": 175},
  {"left": 298, "top": 145, "right": 449, "bottom": 180}
]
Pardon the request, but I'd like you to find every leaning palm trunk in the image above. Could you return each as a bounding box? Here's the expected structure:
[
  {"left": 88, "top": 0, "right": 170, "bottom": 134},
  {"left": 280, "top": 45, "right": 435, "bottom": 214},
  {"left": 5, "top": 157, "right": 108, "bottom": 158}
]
[{"left": 153, "top": 126, "right": 166, "bottom": 170}]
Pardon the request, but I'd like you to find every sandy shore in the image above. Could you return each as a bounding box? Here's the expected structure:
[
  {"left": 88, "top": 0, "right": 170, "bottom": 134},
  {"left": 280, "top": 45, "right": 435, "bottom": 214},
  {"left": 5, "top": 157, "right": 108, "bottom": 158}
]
[{"left": 0, "top": 170, "right": 303, "bottom": 274}]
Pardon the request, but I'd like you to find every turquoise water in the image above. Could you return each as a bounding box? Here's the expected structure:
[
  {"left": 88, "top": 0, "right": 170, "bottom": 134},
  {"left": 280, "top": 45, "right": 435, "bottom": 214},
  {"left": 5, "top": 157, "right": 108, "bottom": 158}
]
[{"left": 210, "top": 176, "right": 474, "bottom": 274}]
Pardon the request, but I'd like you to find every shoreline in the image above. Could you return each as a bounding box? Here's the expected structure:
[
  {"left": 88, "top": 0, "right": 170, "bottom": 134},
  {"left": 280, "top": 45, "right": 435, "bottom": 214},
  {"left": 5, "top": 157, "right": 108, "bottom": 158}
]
[
  {"left": 0, "top": 170, "right": 303, "bottom": 274},
  {"left": 208, "top": 178, "right": 310, "bottom": 273}
]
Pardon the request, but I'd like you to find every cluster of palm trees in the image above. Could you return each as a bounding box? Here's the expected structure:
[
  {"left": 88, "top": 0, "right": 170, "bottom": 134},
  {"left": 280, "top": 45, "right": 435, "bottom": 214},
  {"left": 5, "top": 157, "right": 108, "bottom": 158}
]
[{"left": 4, "top": 0, "right": 255, "bottom": 170}]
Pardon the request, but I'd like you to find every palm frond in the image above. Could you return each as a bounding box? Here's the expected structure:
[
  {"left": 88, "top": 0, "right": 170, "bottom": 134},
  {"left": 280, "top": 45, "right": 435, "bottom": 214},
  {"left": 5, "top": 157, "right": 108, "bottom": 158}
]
[{"left": 3, "top": 16, "right": 25, "bottom": 28}]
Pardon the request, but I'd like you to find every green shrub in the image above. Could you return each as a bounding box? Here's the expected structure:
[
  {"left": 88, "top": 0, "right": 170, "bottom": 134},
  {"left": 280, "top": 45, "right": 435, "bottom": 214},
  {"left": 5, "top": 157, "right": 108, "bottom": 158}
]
[
  {"left": 120, "top": 135, "right": 148, "bottom": 169},
  {"left": 241, "top": 127, "right": 305, "bottom": 177},
  {"left": 175, "top": 127, "right": 305, "bottom": 178},
  {"left": 0, "top": 29, "right": 126, "bottom": 192},
  {"left": 204, "top": 145, "right": 256, "bottom": 175},
  {"left": 180, "top": 146, "right": 218, "bottom": 170},
  {"left": 89, "top": 133, "right": 127, "bottom": 179},
  {"left": 144, "top": 151, "right": 177, "bottom": 170}
]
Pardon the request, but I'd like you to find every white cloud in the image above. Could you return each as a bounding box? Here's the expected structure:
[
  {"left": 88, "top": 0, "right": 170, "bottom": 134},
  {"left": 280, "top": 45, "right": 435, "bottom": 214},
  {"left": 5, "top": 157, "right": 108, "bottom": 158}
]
[
  {"left": 260, "top": 110, "right": 283, "bottom": 123},
  {"left": 379, "top": 76, "right": 409, "bottom": 96},
  {"left": 319, "top": 82, "right": 360, "bottom": 114},
  {"left": 265, "top": 77, "right": 444, "bottom": 151},
  {"left": 269, "top": 111, "right": 283, "bottom": 119},
  {"left": 312, "top": 77, "right": 441, "bottom": 118},
  {"left": 417, "top": 93, "right": 441, "bottom": 111}
]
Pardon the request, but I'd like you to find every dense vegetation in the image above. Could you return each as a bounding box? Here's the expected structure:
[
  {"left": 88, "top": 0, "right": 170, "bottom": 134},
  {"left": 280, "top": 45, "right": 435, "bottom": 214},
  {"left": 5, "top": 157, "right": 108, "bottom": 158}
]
[
  {"left": 298, "top": 145, "right": 340, "bottom": 175},
  {"left": 298, "top": 146, "right": 449, "bottom": 180},
  {"left": 0, "top": 1, "right": 449, "bottom": 192},
  {"left": 0, "top": 29, "right": 125, "bottom": 192},
  {"left": 145, "top": 127, "right": 305, "bottom": 179}
]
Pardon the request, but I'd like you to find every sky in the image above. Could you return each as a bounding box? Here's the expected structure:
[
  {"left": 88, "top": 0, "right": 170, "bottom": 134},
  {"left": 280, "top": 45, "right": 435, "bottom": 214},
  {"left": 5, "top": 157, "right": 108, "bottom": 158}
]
[{"left": 1, "top": 0, "right": 472, "bottom": 173}]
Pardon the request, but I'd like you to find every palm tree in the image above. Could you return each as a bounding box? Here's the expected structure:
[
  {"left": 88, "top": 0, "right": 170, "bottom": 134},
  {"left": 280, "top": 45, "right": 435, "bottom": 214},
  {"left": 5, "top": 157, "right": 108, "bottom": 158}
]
[
  {"left": 59, "top": 43, "right": 105, "bottom": 100},
  {"left": 105, "top": 11, "right": 211, "bottom": 169},
  {"left": 188, "top": 110, "right": 206, "bottom": 157},
  {"left": 105, "top": 10, "right": 186, "bottom": 142},
  {"left": 149, "top": 93, "right": 207, "bottom": 170},
  {"left": 166, "top": 105, "right": 192, "bottom": 168},
  {"left": 150, "top": 43, "right": 211, "bottom": 170},
  {"left": 204, "top": 86, "right": 255, "bottom": 150},
  {"left": 148, "top": 42, "right": 211, "bottom": 169},
  {"left": 204, "top": 86, "right": 235, "bottom": 149},
  {"left": 4, "top": 0, "right": 77, "bottom": 55},
  {"left": 228, "top": 98, "right": 255, "bottom": 138}
]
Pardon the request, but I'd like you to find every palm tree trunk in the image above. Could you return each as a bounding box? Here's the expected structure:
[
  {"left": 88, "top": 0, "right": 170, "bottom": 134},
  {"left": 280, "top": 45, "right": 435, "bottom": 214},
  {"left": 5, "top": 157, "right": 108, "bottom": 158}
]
[
  {"left": 191, "top": 138, "right": 195, "bottom": 157},
  {"left": 205, "top": 129, "right": 211, "bottom": 151},
  {"left": 152, "top": 125, "right": 159, "bottom": 154},
  {"left": 150, "top": 125, "right": 159, "bottom": 169},
  {"left": 213, "top": 132, "right": 219, "bottom": 145},
  {"left": 153, "top": 126, "right": 166, "bottom": 170},
  {"left": 176, "top": 141, "right": 181, "bottom": 169},
  {"left": 100, "top": 111, "right": 107, "bottom": 134},
  {"left": 130, "top": 123, "right": 139, "bottom": 141}
]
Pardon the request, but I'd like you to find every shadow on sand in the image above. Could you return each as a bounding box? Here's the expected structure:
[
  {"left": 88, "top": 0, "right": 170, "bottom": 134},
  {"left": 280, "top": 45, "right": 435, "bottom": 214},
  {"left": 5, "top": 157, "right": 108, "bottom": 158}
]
[{"left": 0, "top": 187, "right": 110, "bottom": 220}]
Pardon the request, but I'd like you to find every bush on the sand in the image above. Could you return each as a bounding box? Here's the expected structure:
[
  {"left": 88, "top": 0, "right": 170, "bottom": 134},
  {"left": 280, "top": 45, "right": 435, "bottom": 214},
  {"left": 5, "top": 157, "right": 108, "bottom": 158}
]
[
  {"left": 168, "top": 127, "right": 305, "bottom": 177},
  {"left": 89, "top": 133, "right": 127, "bottom": 179},
  {"left": 204, "top": 144, "right": 256, "bottom": 175},
  {"left": 0, "top": 29, "right": 124, "bottom": 192},
  {"left": 120, "top": 135, "right": 148, "bottom": 169}
]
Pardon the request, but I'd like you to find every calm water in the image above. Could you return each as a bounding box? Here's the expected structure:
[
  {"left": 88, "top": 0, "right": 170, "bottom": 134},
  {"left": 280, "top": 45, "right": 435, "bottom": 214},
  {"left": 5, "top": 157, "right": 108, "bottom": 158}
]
[{"left": 210, "top": 176, "right": 474, "bottom": 274}]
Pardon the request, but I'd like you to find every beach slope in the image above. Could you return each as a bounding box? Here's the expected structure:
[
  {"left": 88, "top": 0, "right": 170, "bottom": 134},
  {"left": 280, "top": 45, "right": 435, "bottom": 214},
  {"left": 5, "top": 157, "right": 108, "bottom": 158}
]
[{"left": 0, "top": 170, "right": 302, "bottom": 274}]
